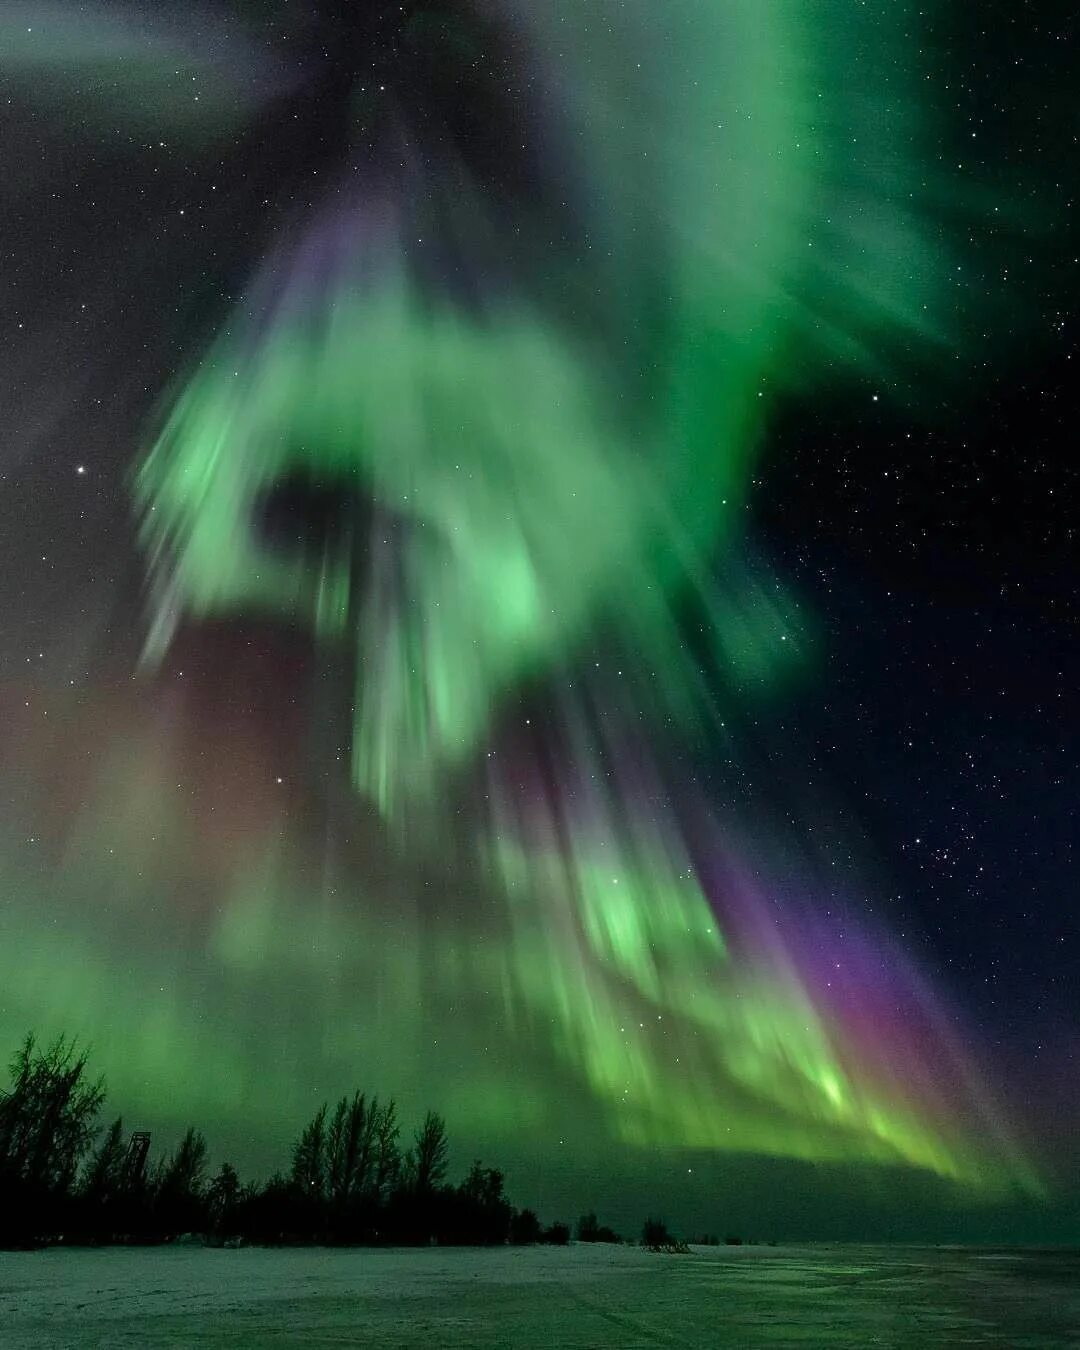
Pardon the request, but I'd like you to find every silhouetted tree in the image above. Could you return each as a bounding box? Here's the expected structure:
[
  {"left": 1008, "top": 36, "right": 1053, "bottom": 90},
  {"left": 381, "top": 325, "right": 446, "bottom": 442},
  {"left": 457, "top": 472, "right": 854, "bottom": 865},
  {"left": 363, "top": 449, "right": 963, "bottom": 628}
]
[
  {"left": 81, "top": 1116, "right": 126, "bottom": 1203},
  {"left": 0, "top": 1034, "right": 104, "bottom": 1245},
  {"left": 541, "top": 1221, "right": 571, "bottom": 1245},
  {"left": 207, "top": 1162, "right": 242, "bottom": 1236},
  {"left": 578, "top": 1211, "right": 620, "bottom": 1243},
  {"left": 291, "top": 1103, "right": 328, "bottom": 1204},
  {"left": 372, "top": 1099, "right": 401, "bottom": 1202},
  {"left": 237, "top": 1171, "right": 303, "bottom": 1245},
  {"left": 321, "top": 1092, "right": 401, "bottom": 1239},
  {"left": 510, "top": 1207, "right": 542, "bottom": 1245},
  {"left": 394, "top": 1109, "right": 450, "bottom": 1244},
  {"left": 77, "top": 1115, "right": 128, "bottom": 1241},
  {"left": 411, "top": 1110, "right": 449, "bottom": 1193},
  {"left": 641, "top": 1217, "right": 689, "bottom": 1254},
  {"left": 642, "top": 1217, "right": 673, "bottom": 1249},
  {"left": 153, "top": 1127, "right": 208, "bottom": 1237},
  {"left": 447, "top": 1161, "right": 512, "bottom": 1245}
]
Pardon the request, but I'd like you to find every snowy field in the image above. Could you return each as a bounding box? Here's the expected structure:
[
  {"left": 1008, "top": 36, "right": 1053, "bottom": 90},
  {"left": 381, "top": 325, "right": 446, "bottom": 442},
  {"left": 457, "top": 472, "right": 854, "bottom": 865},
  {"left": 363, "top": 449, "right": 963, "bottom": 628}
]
[{"left": 1, "top": 1241, "right": 1077, "bottom": 1348}]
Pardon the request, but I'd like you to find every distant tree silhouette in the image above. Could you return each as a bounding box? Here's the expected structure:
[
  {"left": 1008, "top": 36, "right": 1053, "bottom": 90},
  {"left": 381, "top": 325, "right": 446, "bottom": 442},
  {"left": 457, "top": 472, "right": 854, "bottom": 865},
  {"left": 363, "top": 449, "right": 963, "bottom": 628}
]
[
  {"left": 578, "top": 1211, "right": 621, "bottom": 1243},
  {"left": 642, "top": 1217, "right": 673, "bottom": 1248},
  {"left": 240, "top": 1171, "right": 300, "bottom": 1244},
  {"left": 541, "top": 1220, "right": 571, "bottom": 1245},
  {"left": 207, "top": 1162, "right": 242, "bottom": 1236},
  {"left": 448, "top": 1162, "right": 512, "bottom": 1245},
  {"left": 641, "top": 1216, "right": 689, "bottom": 1254},
  {"left": 510, "top": 1207, "right": 542, "bottom": 1244}
]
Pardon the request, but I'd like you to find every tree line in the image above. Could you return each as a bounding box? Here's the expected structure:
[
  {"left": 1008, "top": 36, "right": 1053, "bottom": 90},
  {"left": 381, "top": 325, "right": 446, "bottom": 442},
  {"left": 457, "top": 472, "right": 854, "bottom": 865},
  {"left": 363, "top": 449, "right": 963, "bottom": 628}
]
[{"left": 0, "top": 1033, "right": 685, "bottom": 1251}]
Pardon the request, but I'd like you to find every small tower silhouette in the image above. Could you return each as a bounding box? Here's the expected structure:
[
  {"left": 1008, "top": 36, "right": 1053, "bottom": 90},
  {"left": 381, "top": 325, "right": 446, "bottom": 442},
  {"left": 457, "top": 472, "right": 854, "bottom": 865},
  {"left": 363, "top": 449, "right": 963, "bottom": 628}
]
[{"left": 123, "top": 1131, "right": 151, "bottom": 1184}]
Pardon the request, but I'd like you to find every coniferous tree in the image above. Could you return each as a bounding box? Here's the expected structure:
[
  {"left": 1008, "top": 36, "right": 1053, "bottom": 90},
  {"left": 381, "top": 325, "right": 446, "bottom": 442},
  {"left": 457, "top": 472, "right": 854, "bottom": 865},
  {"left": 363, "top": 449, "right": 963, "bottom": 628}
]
[
  {"left": 0, "top": 1035, "right": 104, "bottom": 1191},
  {"left": 81, "top": 1116, "right": 126, "bottom": 1203},
  {"left": 206, "top": 1161, "right": 242, "bottom": 1236},
  {"left": 78, "top": 1115, "right": 127, "bottom": 1240},
  {"left": 154, "top": 1127, "right": 208, "bottom": 1237},
  {"left": 0, "top": 1034, "right": 104, "bottom": 1244},
  {"left": 163, "top": 1127, "right": 208, "bottom": 1197}
]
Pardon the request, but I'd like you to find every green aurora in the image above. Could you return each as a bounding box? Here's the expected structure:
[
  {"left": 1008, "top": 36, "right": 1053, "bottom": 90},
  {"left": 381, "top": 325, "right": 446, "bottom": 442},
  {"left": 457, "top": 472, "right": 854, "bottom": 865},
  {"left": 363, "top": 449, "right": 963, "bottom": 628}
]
[{"left": 0, "top": 0, "right": 1051, "bottom": 1229}]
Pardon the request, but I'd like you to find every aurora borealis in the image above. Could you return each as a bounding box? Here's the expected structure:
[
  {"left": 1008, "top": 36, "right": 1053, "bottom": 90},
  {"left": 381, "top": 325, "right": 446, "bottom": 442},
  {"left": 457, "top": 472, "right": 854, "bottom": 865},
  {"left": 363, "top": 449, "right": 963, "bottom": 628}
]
[{"left": 1, "top": 1, "right": 1076, "bottom": 1240}]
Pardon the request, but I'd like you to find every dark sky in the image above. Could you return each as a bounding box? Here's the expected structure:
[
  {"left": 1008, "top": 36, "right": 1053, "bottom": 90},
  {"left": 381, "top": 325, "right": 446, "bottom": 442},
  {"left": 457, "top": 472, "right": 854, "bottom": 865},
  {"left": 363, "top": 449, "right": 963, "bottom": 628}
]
[
  {"left": 0, "top": 1, "right": 1076, "bottom": 1241},
  {"left": 762, "top": 0, "right": 1078, "bottom": 1066}
]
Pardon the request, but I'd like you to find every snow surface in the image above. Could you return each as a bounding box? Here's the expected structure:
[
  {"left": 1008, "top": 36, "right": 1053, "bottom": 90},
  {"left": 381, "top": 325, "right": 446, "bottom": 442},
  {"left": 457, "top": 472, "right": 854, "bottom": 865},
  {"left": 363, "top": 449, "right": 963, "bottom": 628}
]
[{"left": 1, "top": 1241, "right": 1077, "bottom": 1347}]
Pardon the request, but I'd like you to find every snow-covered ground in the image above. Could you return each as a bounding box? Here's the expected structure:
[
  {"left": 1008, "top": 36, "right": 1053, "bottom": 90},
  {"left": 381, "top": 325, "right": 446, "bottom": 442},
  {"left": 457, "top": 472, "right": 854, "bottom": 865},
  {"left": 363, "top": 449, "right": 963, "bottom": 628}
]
[{"left": 1, "top": 1241, "right": 1077, "bottom": 1347}]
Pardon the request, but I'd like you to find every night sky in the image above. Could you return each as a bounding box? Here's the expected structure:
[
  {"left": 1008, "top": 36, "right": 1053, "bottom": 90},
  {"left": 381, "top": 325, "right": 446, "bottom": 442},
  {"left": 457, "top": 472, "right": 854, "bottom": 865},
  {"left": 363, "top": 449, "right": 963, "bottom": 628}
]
[{"left": 1, "top": 1, "right": 1076, "bottom": 1242}]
